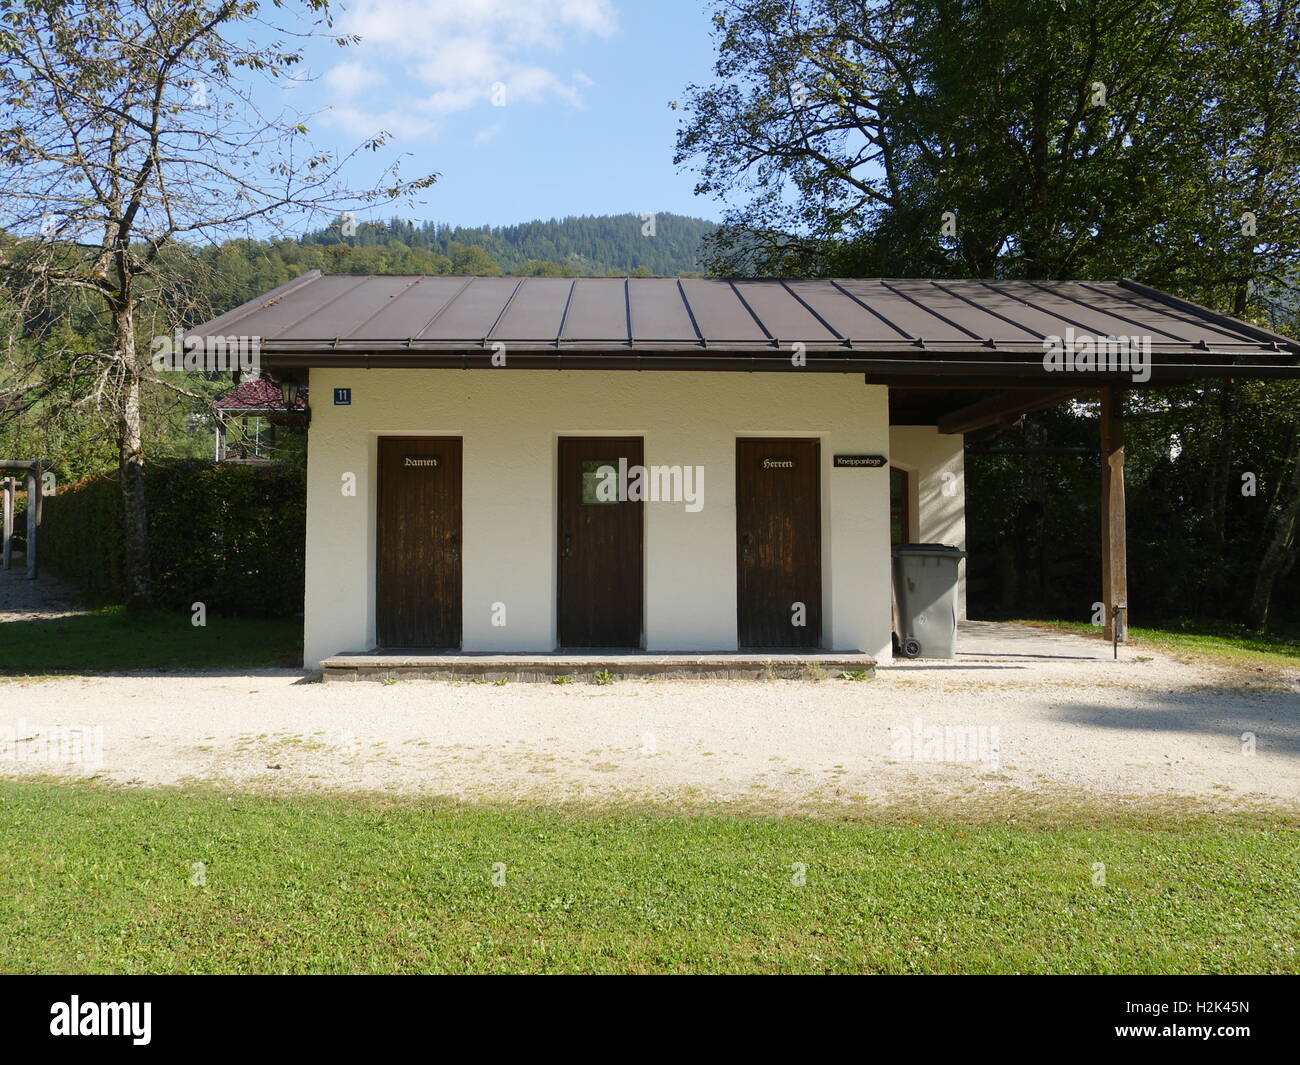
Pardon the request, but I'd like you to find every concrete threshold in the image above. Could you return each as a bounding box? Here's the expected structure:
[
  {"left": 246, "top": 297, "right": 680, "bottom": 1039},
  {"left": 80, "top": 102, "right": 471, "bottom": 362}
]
[{"left": 320, "top": 650, "right": 877, "bottom": 683}]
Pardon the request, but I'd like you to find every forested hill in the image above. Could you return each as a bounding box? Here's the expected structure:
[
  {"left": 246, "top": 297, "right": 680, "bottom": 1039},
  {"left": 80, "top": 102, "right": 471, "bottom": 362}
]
[{"left": 301, "top": 213, "right": 718, "bottom": 277}]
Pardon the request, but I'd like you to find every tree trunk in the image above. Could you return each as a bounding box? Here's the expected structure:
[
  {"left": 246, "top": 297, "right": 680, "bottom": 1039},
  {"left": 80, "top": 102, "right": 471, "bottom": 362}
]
[
  {"left": 1248, "top": 433, "right": 1300, "bottom": 631},
  {"left": 115, "top": 305, "right": 151, "bottom": 609}
]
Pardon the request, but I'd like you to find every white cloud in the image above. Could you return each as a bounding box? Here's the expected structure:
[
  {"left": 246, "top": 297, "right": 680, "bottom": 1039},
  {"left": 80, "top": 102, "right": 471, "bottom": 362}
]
[
  {"left": 327, "top": 104, "right": 437, "bottom": 141},
  {"left": 474, "top": 122, "right": 504, "bottom": 146},
  {"left": 322, "top": 0, "right": 617, "bottom": 139},
  {"left": 325, "top": 60, "right": 388, "bottom": 98}
]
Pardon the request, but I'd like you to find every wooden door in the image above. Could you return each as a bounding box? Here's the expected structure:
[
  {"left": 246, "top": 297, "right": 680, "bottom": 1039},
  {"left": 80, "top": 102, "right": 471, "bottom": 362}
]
[
  {"left": 376, "top": 436, "right": 462, "bottom": 648},
  {"left": 557, "top": 437, "right": 643, "bottom": 648},
  {"left": 736, "top": 438, "right": 822, "bottom": 648}
]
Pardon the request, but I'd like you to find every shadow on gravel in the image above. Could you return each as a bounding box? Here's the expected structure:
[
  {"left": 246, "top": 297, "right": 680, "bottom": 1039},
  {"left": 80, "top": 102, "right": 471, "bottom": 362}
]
[{"left": 1047, "top": 691, "right": 1300, "bottom": 758}]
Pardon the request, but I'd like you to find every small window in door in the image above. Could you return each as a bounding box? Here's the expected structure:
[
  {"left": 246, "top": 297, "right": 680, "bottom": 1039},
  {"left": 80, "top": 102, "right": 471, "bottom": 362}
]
[{"left": 580, "top": 459, "right": 619, "bottom": 504}]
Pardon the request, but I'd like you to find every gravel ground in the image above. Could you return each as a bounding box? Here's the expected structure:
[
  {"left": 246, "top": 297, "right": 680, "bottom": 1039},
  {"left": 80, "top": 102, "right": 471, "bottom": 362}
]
[
  {"left": 0, "top": 564, "right": 87, "bottom": 623},
  {"left": 3, "top": 650, "right": 1297, "bottom": 811}
]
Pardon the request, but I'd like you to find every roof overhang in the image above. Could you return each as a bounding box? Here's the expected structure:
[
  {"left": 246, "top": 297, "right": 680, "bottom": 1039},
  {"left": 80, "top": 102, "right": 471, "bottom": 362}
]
[{"left": 187, "top": 273, "right": 1300, "bottom": 432}]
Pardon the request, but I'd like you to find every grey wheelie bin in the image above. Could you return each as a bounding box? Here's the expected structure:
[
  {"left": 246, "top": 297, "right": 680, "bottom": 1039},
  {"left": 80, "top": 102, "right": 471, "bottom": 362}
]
[{"left": 891, "top": 543, "right": 966, "bottom": 659}]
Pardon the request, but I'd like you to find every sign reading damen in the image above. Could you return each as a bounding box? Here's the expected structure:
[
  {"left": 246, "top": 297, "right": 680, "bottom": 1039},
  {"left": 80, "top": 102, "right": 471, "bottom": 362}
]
[
  {"left": 403, "top": 457, "right": 439, "bottom": 468},
  {"left": 833, "top": 454, "right": 887, "bottom": 468}
]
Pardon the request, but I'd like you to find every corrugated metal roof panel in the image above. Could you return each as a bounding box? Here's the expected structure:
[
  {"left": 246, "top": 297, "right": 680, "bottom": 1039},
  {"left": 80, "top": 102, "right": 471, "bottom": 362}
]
[
  {"left": 732, "top": 280, "right": 841, "bottom": 342},
  {"left": 678, "top": 278, "right": 770, "bottom": 342},
  {"left": 416, "top": 277, "right": 517, "bottom": 340},
  {"left": 562, "top": 278, "right": 631, "bottom": 342},
  {"left": 345, "top": 276, "right": 470, "bottom": 340},
  {"left": 832, "top": 280, "right": 977, "bottom": 342},
  {"left": 188, "top": 273, "right": 1300, "bottom": 365},
  {"left": 224, "top": 273, "right": 364, "bottom": 337},
  {"left": 489, "top": 276, "right": 572, "bottom": 341},
  {"left": 628, "top": 278, "right": 701, "bottom": 342}
]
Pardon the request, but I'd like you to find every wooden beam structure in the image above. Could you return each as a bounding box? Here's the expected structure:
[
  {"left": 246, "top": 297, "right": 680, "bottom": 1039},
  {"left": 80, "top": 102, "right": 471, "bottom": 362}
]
[
  {"left": 2, "top": 477, "right": 13, "bottom": 570},
  {"left": 24, "top": 470, "right": 41, "bottom": 579},
  {"left": 1099, "top": 387, "right": 1128, "bottom": 643},
  {"left": 0, "top": 460, "right": 51, "bottom": 579},
  {"left": 936, "top": 387, "right": 1087, "bottom": 435}
]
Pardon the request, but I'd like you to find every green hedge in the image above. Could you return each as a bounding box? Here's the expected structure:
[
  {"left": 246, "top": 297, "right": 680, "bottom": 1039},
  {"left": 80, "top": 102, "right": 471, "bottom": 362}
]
[{"left": 41, "top": 462, "right": 305, "bottom": 617}]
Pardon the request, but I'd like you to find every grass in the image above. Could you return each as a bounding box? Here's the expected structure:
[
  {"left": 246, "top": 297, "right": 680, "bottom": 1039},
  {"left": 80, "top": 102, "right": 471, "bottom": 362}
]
[
  {"left": 0, "top": 606, "right": 302, "bottom": 674},
  {"left": 0, "top": 780, "right": 1296, "bottom": 974},
  {"left": 1013, "top": 617, "right": 1300, "bottom": 670}
]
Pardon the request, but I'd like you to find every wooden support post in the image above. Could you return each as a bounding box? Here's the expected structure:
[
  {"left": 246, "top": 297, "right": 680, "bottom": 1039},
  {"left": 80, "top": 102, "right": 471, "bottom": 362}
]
[
  {"left": 2, "top": 477, "right": 13, "bottom": 570},
  {"left": 1100, "top": 387, "right": 1128, "bottom": 643},
  {"left": 215, "top": 410, "right": 226, "bottom": 462},
  {"left": 24, "top": 469, "right": 42, "bottom": 580}
]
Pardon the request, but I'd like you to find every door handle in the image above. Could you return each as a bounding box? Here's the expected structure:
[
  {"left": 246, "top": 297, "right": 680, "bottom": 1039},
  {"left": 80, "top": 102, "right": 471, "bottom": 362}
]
[
  {"left": 449, "top": 530, "right": 459, "bottom": 562},
  {"left": 562, "top": 531, "right": 571, "bottom": 558},
  {"left": 741, "top": 532, "right": 752, "bottom": 559}
]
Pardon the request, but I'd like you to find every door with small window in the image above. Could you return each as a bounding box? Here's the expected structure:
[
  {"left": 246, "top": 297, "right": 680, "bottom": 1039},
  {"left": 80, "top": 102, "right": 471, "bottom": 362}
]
[{"left": 557, "top": 437, "right": 644, "bottom": 648}]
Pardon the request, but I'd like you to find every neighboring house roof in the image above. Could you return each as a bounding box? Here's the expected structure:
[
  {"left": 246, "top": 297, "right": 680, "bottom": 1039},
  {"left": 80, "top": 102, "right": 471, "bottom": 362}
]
[
  {"left": 215, "top": 376, "right": 308, "bottom": 412},
  {"left": 189, "top": 272, "right": 1300, "bottom": 364}
]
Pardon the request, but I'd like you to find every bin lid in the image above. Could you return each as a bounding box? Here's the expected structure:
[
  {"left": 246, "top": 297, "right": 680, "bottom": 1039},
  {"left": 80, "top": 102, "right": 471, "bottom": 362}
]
[{"left": 891, "top": 542, "right": 966, "bottom": 559}]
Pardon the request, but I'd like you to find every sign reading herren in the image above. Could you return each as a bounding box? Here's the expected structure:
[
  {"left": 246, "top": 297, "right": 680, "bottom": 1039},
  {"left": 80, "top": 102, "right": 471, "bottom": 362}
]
[{"left": 833, "top": 454, "right": 887, "bottom": 468}]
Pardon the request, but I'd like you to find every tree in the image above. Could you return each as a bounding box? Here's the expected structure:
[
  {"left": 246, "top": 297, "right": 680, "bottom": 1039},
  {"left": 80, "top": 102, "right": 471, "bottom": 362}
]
[
  {"left": 448, "top": 242, "right": 503, "bottom": 275},
  {"left": 677, "top": 0, "right": 1300, "bottom": 629},
  {"left": 0, "top": 0, "right": 434, "bottom": 606},
  {"left": 675, "top": 0, "right": 1300, "bottom": 298}
]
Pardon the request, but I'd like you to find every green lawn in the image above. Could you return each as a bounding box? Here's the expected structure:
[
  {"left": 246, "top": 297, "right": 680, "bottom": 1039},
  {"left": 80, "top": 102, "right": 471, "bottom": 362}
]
[
  {"left": 1, "top": 781, "right": 1296, "bottom": 974},
  {"left": 0, "top": 606, "right": 301, "bottom": 674},
  {"left": 1014, "top": 618, "right": 1300, "bottom": 670}
]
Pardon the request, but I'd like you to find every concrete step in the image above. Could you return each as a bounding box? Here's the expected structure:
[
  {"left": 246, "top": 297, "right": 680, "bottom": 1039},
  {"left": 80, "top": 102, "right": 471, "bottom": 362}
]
[{"left": 320, "top": 651, "right": 876, "bottom": 683}]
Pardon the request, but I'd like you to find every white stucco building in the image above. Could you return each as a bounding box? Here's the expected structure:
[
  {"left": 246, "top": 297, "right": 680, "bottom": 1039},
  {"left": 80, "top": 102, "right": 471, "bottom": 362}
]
[{"left": 189, "top": 273, "right": 1292, "bottom": 669}]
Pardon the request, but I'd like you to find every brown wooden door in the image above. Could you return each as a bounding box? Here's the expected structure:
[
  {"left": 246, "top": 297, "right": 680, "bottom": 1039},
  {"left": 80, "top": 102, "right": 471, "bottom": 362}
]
[
  {"left": 736, "top": 438, "right": 822, "bottom": 648},
  {"left": 376, "top": 436, "right": 462, "bottom": 648},
  {"left": 557, "top": 437, "right": 643, "bottom": 648}
]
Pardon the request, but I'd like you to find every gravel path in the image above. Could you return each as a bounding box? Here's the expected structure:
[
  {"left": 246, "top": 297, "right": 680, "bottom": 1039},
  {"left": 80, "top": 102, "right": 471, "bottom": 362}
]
[
  {"left": 3, "top": 650, "right": 1297, "bottom": 811},
  {"left": 0, "top": 565, "right": 87, "bottom": 623}
]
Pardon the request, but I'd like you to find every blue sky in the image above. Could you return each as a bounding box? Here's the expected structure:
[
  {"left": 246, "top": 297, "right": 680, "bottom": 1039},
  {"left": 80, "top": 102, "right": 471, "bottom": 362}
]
[{"left": 277, "top": 0, "right": 726, "bottom": 229}]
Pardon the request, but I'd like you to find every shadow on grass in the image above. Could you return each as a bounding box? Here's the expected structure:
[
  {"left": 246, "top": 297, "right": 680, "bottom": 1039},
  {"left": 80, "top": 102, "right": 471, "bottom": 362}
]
[{"left": 0, "top": 606, "right": 303, "bottom": 676}]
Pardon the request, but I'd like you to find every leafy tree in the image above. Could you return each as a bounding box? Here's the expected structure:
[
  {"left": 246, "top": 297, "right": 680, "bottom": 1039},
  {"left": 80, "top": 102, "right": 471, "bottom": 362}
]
[
  {"left": 448, "top": 242, "right": 503, "bottom": 276},
  {"left": 0, "top": 0, "right": 434, "bottom": 606},
  {"left": 678, "top": 0, "right": 1300, "bottom": 628},
  {"left": 676, "top": 0, "right": 1300, "bottom": 303}
]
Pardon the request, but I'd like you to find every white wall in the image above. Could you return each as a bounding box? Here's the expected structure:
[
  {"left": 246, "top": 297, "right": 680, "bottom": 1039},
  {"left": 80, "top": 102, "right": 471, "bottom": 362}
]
[
  {"left": 888, "top": 426, "right": 967, "bottom": 618},
  {"left": 303, "top": 369, "right": 896, "bottom": 665}
]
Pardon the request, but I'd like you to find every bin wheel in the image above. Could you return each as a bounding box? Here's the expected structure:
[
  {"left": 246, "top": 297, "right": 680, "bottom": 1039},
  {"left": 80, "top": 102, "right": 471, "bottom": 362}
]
[{"left": 902, "top": 638, "right": 922, "bottom": 658}]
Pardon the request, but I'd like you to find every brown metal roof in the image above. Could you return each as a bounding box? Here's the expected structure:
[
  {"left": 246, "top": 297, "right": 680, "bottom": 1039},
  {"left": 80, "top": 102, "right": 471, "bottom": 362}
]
[{"left": 189, "top": 273, "right": 1300, "bottom": 380}]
